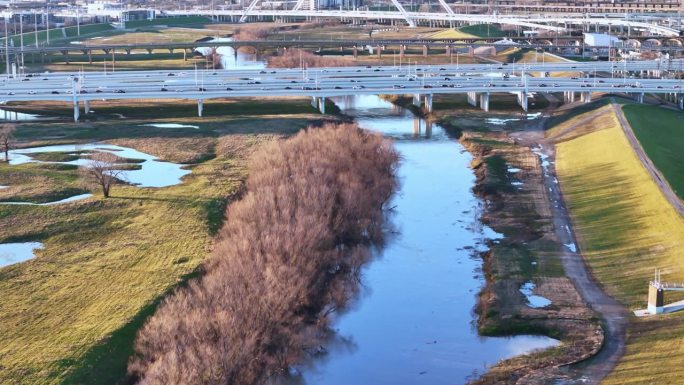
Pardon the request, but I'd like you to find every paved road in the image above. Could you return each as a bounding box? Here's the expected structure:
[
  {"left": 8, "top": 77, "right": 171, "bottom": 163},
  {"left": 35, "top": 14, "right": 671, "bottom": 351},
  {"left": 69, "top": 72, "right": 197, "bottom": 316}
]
[{"left": 613, "top": 102, "right": 684, "bottom": 217}]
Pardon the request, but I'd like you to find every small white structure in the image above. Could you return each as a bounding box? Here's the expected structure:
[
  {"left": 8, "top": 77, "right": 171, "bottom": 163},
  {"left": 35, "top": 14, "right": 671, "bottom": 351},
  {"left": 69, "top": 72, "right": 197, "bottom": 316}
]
[{"left": 584, "top": 33, "right": 620, "bottom": 47}]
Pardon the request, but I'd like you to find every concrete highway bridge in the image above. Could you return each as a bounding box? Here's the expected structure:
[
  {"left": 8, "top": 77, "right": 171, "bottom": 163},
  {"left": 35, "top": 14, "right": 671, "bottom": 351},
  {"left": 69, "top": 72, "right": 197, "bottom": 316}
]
[
  {"left": 5, "top": 35, "right": 684, "bottom": 56},
  {"left": 1, "top": 62, "right": 681, "bottom": 121},
  {"left": 5, "top": 38, "right": 684, "bottom": 68},
  {"left": 158, "top": 9, "right": 682, "bottom": 36}
]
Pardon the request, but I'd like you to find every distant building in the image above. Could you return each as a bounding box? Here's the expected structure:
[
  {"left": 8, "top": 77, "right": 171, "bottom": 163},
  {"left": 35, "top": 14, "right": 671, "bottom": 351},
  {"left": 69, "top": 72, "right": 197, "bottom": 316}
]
[{"left": 584, "top": 32, "right": 620, "bottom": 46}]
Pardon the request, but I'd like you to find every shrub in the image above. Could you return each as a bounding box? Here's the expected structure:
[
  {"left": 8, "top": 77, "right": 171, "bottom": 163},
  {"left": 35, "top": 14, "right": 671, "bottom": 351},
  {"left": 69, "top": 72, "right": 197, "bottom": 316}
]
[{"left": 129, "top": 123, "right": 399, "bottom": 385}]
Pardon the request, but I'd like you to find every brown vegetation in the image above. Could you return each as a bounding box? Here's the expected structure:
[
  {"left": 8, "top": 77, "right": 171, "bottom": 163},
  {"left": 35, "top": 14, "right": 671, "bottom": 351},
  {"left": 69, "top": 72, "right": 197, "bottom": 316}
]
[
  {"left": 128, "top": 123, "right": 399, "bottom": 385},
  {"left": 268, "top": 49, "right": 351, "bottom": 68},
  {"left": 0, "top": 123, "right": 15, "bottom": 162},
  {"left": 461, "top": 131, "right": 602, "bottom": 384},
  {"left": 231, "top": 25, "right": 274, "bottom": 41}
]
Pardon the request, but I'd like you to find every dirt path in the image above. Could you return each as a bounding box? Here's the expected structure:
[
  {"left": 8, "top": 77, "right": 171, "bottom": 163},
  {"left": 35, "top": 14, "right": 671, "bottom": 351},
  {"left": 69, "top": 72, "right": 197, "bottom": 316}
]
[
  {"left": 513, "top": 106, "right": 628, "bottom": 384},
  {"left": 612, "top": 102, "right": 684, "bottom": 217}
]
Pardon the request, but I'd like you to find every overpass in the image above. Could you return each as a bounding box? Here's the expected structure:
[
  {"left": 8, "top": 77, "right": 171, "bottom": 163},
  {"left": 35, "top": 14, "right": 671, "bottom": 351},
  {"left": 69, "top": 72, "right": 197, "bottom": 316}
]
[
  {"left": 158, "top": 9, "right": 682, "bottom": 36},
  {"left": 1, "top": 62, "right": 681, "bottom": 120}
]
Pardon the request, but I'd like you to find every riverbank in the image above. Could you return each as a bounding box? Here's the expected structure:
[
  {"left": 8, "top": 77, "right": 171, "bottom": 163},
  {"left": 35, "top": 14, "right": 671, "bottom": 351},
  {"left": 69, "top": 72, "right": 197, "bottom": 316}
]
[{"left": 459, "top": 129, "right": 603, "bottom": 384}]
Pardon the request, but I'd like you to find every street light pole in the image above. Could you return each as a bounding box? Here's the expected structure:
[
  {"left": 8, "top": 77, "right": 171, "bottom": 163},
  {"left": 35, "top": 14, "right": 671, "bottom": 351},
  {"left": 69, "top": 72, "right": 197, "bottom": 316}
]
[{"left": 4, "top": 16, "right": 9, "bottom": 78}]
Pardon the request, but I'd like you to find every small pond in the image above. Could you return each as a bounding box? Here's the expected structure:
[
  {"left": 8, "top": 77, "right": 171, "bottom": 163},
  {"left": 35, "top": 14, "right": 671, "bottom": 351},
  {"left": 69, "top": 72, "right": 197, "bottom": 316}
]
[
  {"left": 8, "top": 143, "right": 190, "bottom": 188},
  {"left": 0, "top": 242, "right": 44, "bottom": 268}
]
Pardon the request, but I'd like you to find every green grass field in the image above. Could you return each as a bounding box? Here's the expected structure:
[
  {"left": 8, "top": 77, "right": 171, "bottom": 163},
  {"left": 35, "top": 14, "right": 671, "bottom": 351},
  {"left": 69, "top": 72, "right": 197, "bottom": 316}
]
[
  {"left": 458, "top": 24, "right": 506, "bottom": 38},
  {"left": 624, "top": 104, "right": 684, "bottom": 201},
  {"left": 0, "top": 98, "right": 321, "bottom": 385},
  {"left": 553, "top": 102, "right": 684, "bottom": 384}
]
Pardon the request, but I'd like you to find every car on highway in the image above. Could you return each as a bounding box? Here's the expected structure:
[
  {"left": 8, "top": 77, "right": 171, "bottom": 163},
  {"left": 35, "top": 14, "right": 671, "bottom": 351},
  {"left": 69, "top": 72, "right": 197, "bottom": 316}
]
[{"left": 161, "top": 87, "right": 168, "bottom": 92}]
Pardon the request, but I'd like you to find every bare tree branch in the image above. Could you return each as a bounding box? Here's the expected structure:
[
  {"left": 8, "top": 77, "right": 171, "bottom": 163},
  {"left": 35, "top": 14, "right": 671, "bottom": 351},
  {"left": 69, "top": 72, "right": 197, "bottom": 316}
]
[
  {"left": 0, "top": 123, "right": 16, "bottom": 162},
  {"left": 80, "top": 152, "right": 126, "bottom": 198}
]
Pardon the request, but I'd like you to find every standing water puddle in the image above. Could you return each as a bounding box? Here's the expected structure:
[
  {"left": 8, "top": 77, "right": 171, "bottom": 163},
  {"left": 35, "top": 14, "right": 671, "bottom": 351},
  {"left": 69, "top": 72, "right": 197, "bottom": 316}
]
[
  {"left": 8, "top": 143, "right": 190, "bottom": 188},
  {"left": 282, "top": 95, "right": 558, "bottom": 384},
  {"left": 0, "top": 242, "right": 44, "bottom": 268}
]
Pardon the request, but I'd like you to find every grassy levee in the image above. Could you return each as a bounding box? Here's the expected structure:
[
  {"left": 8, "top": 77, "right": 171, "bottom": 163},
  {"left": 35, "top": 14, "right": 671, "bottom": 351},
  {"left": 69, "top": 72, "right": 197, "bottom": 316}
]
[
  {"left": 552, "top": 102, "right": 684, "bottom": 384},
  {"left": 623, "top": 104, "right": 684, "bottom": 201},
  {"left": 458, "top": 24, "right": 506, "bottom": 38},
  {"left": 0, "top": 98, "right": 321, "bottom": 384},
  {"left": 7, "top": 24, "right": 116, "bottom": 48},
  {"left": 124, "top": 16, "right": 212, "bottom": 29}
]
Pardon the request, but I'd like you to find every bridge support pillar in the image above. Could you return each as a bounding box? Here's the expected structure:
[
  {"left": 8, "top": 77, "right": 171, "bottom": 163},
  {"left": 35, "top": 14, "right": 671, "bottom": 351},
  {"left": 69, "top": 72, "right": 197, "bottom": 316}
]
[
  {"left": 376, "top": 45, "right": 382, "bottom": 58},
  {"left": 424, "top": 94, "right": 433, "bottom": 113},
  {"left": 479, "top": 92, "right": 490, "bottom": 112},
  {"left": 318, "top": 97, "right": 326, "bottom": 114},
  {"left": 445, "top": 45, "right": 452, "bottom": 57},
  {"left": 353, "top": 46, "right": 358, "bottom": 59},
  {"left": 648, "top": 284, "right": 664, "bottom": 314},
  {"left": 73, "top": 100, "right": 80, "bottom": 122},
  {"left": 564, "top": 91, "right": 576, "bottom": 103},
  {"left": 311, "top": 96, "right": 319, "bottom": 109},
  {"left": 412, "top": 94, "right": 422, "bottom": 108},
  {"left": 198, "top": 99, "right": 204, "bottom": 117},
  {"left": 580, "top": 92, "right": 592, "bottom": 103},
  {"left": 422, "top": 45, "right": 428, "bottom": 57},
  {"left": 399, "top": 45, "right": 405, "bottom": 58},
  {"left": 517, "top": 91, "right": 528, "bottom": 112},
  {"left": 637, "top": 92, "right": 645, "bottom": 104},
  {"left": 467, "top": 91, "right": 478, "bottom": 107},
  {"left": 679, "top": 94, "right": 684, "bottom": 110},
  {"left": 84, "top": 100, "right": 90, "bottom": 114}
]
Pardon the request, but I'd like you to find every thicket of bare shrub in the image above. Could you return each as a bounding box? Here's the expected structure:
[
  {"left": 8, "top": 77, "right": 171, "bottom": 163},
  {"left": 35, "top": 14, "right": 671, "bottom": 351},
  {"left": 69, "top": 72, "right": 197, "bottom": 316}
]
[
  {"left": 231, "top": 25, "right": 274, "bottom": 41},
  {"left": 129, "top": 123, "right": 399, "bottom": 385},
  {"left": 268, "top": 48, "right": 351, "bottom": 68}
]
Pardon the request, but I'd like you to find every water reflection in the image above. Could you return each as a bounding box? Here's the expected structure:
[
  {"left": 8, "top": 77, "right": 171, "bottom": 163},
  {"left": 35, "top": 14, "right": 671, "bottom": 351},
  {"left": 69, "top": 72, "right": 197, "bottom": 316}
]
[
  {"left": 281, "top": 95, "right": 558, "bottom": 385},
  {"left": 0, "top": 242, "right": 43, "bottom": 268},
  {"left": 195, "top": 37, "right": 266, "bottom": 70},
  {"left": 1, "top": 193, "right": 93, "bottom": 206},
  {"left": 0, "top": 108, "right": 42, "bottom": 121},
  {"left": 8, "top": 143, "right": 189, "bottom": 188}
]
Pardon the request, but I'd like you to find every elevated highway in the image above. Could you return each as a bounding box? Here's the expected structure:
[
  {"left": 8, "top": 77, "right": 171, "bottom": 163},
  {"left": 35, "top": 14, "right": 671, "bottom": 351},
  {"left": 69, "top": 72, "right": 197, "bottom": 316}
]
[
  {"left": 159, "top": 9, "right": 682, "bottom": 36},
  {"left": 1, "top": 61, "right": 681, "bottom": 120}
]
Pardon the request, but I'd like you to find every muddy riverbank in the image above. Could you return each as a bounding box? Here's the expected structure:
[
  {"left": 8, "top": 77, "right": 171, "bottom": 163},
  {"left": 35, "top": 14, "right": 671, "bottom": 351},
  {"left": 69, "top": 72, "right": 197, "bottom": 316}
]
[{"left": 459, "top": 129, "right": 604, "bottom": 383}]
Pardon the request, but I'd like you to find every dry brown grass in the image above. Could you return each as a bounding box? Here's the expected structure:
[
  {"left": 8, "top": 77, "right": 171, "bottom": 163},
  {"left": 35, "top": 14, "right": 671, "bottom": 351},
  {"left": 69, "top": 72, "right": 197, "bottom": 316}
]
[{"left": 108, "top": 137, "right": 216, "bottom": 164}]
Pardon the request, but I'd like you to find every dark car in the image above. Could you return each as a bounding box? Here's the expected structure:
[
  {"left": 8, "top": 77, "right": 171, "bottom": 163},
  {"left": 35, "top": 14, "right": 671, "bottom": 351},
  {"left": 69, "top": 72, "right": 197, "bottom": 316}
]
[
  {"left": 226, "top": 87, "right": 233, "bottom": 91},
  {"left": 161, "top": 87, "right": 168, "bottom": 92},
  {"left": 198, "top": 87, "right": 207, "bottom": 91}
]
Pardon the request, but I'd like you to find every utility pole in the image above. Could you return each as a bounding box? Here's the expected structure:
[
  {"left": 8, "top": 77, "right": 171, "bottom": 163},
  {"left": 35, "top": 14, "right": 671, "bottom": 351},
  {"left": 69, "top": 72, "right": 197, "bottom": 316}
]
[
  {"left": 45, "top": 1, "right": 49, "bottom": 45},
  {"left": 34, "top": 11, "right": 37, "bottom": 48},
  {"left": 5, "top": 15, "right": 10, "bottom": 78},
  {"left": 19, "top": 11, "right": 23, "bottom": 74}
]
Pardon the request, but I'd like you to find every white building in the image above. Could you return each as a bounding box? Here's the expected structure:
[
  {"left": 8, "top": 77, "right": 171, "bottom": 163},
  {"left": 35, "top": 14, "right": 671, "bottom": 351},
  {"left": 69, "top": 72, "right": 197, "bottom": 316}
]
[{"left": 584, "top": 33, "right": 620, "bottom": 47}]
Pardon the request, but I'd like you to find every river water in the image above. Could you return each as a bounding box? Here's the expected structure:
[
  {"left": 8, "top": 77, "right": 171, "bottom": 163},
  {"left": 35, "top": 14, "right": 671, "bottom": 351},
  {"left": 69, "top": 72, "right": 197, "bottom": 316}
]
[{"left": 280, "top": 95, "right": 558, "bottom": 384}]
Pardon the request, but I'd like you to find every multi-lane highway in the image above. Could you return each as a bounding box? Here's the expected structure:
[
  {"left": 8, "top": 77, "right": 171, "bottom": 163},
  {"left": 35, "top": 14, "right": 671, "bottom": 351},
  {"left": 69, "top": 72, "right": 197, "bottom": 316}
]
[{"left": 1, "top": 61, "right": 682, "bottom": 119}]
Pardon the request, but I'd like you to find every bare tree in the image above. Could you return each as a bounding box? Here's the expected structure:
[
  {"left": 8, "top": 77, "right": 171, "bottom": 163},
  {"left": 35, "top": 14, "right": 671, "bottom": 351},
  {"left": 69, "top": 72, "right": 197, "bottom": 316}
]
[
  {"left": 0, "top": 123, "right": 15, "bottom": 162},
  {"left": 80, "top": 152, "right": 124, "bottom": 198}
]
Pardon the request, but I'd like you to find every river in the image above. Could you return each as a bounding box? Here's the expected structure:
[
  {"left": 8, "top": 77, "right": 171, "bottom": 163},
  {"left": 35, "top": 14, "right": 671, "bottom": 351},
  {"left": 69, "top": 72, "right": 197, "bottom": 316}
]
[{"left": 278, "top": 95, "right": 558, "bottom": 384}]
